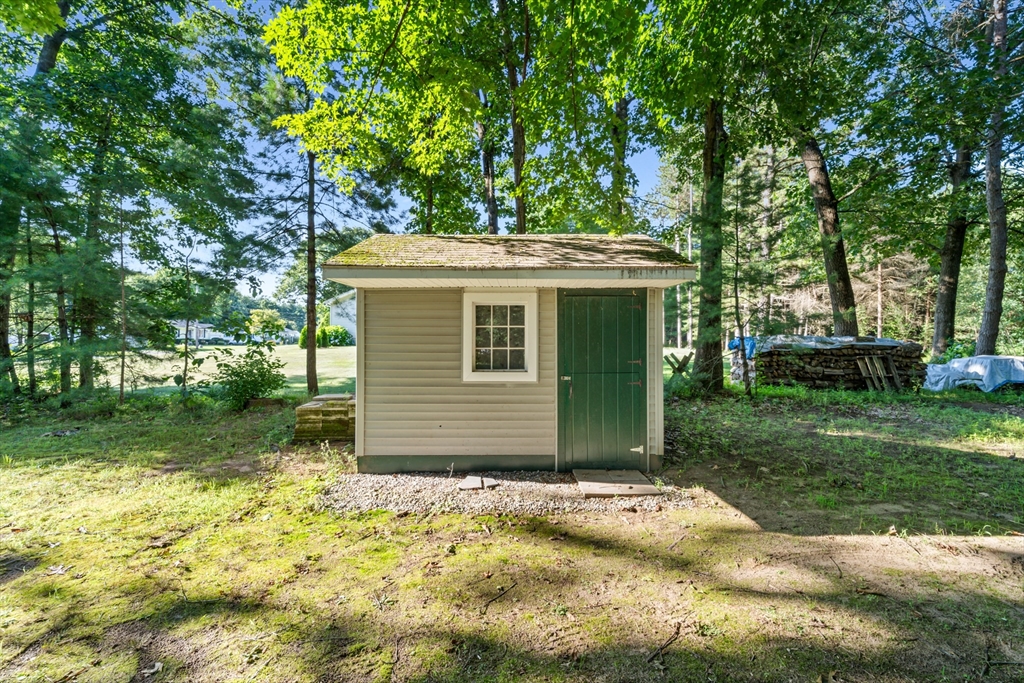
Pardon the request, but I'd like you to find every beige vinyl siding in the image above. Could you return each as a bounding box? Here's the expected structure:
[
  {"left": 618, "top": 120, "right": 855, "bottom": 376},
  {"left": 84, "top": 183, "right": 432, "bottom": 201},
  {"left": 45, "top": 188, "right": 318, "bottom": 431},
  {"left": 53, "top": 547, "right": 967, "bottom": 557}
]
[
  {"left": 362, "top": 288, "right": 556, "bottom": 458},
  {"left": 355, "top": 289, "right": 366, "bottom": 456},
  {"left": 647, "top": 288, "right": 664, "bottom": 464}
]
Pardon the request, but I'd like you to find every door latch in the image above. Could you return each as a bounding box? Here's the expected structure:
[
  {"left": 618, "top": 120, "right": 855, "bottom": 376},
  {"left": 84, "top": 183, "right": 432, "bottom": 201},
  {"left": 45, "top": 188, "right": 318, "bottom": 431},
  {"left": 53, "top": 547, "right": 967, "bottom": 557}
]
[
  {"left": 630, "top": 445, "right": 644, "bottom": 454},
  {"left": 627, "top": 359, "right": 642, "bottom": 366},
  {"left": 627, "top": 380, "right": 642, "bottom": 387},
  {"left": 560, "top": 375, "right": 572, "bottom": 399}
]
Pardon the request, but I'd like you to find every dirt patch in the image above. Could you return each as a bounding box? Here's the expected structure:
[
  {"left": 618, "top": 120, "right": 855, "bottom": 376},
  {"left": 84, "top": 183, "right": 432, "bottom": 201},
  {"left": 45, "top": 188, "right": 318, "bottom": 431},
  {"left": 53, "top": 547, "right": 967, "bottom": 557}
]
[
  {"left": 0, "top": 553, "right": 36, "bottom": 585},
  {"left": 953, "top": 401, "right": 1024, "bottom": 418},
  {"left": 103, "top": 622, "right": 213, "bottom": 682},
  {"left": 863, "top": 503, "right": 911, "bottom": 516}
]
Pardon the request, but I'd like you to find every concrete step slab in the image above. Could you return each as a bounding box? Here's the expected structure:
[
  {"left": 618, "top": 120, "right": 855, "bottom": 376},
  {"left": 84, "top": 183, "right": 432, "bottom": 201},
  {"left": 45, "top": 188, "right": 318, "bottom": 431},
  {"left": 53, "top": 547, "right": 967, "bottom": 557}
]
[{"left": 572, "top": 469, "right": 662, "bottom": 498}]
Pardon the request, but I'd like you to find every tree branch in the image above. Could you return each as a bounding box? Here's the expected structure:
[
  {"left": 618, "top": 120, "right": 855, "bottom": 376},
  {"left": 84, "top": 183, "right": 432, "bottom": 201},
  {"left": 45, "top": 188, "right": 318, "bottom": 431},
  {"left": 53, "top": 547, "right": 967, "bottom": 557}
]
[{"left": 358, "top": 0, "right": 413, "bottom": 118}]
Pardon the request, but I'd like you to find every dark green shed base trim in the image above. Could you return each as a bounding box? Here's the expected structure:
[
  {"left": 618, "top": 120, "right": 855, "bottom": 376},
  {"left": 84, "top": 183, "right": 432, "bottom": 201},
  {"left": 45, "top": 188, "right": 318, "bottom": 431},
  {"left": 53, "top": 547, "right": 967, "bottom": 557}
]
[
  {"left": 356, "top": 454, "right": 663, "bottom": 474},
  {"left": 567, "top": 455, "right": 663, "bottom": 472},
  {"left": 357, "top": 454, "right": 556, "bottom": 474}
]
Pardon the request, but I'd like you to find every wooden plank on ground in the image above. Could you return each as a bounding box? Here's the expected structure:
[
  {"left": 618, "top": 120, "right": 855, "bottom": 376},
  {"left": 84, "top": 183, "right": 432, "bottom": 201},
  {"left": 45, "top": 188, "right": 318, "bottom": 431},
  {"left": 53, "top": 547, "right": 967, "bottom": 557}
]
[{"left": 572, "top": 469, "right": 662, "bottom": 498}]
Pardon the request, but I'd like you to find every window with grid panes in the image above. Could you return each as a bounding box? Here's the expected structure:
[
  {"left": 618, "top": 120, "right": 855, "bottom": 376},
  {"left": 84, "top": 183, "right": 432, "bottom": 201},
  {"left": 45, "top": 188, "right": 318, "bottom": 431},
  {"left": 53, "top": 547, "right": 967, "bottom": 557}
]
[
  {"left": 474, "top": 304, "right": 526, "bottom": 371},
  {"left": 462, "top": 291, "right": 537, "bottom": 382}
]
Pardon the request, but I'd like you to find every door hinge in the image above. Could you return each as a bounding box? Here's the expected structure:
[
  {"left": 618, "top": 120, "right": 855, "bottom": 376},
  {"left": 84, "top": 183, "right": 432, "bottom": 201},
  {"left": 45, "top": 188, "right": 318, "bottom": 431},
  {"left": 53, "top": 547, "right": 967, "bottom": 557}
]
[
  {"left": 630, "top": 445, "right": 644, "bottom": 454},
  {"left": 627, "top": 359, "right": 642, "bottom": 366},
  {"left": 627, "top": 380, "right": 642, "bottom": 387}
]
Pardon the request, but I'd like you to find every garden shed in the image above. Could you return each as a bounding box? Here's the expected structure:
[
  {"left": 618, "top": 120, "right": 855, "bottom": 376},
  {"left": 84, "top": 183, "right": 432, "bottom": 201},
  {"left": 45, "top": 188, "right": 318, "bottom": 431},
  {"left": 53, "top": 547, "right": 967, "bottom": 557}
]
[{"left": 322, "top": 234, "right": 695, "bottom": 474}]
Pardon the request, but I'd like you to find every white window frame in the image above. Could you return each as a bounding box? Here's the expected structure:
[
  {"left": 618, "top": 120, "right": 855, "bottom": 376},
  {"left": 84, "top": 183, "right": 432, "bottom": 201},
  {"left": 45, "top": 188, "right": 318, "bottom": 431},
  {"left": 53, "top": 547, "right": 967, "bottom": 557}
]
[{"left": 462, "top": 289, "right": 538, "bottom": 383}]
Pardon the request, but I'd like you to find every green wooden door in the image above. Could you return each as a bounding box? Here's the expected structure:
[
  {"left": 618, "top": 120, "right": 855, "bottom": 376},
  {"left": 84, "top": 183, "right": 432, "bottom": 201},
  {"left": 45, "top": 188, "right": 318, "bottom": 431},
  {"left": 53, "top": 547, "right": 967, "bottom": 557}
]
[{"left": 557, "top": 290, "right": 646, "bottom": 469}]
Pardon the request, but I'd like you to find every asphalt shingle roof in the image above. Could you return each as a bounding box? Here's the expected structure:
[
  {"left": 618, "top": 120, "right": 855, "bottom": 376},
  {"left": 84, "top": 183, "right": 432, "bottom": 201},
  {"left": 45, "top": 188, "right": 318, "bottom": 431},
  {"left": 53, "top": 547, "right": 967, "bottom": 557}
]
[{"left": 325, "top": 234, "right": 692, "bottom": 270}]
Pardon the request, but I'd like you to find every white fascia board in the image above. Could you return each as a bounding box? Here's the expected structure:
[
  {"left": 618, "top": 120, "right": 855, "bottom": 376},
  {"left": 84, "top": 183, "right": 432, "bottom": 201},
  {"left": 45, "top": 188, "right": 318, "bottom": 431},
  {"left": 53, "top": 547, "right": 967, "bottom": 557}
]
[
  {"left": 324, "top": 290, "right": 357, "bottom": 306},
  {"left": 321, "top": 266, "right": 696, "bottom": 289}
]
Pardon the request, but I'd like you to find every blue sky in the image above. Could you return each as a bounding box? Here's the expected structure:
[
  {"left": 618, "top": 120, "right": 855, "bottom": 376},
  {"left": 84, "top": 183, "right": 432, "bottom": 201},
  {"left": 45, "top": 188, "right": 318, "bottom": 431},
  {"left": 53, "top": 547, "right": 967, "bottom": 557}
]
[{"left": 252, "top": 145, "right": 665, "bottom": 297}]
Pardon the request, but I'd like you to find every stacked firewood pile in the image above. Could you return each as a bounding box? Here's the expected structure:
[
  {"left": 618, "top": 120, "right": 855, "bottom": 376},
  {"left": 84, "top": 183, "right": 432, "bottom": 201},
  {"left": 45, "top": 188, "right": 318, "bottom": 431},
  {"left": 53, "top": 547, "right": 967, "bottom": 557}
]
[
  {"left": 731, "top": 336, "right": 926, "bottom": 390},
  {"left": 729, "top": 348, "right": 755, "bottom": 384}
]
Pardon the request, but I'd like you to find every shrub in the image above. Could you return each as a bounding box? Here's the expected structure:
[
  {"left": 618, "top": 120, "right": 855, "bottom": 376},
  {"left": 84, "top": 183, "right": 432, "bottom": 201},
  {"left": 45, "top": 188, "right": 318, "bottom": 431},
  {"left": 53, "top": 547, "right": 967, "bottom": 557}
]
[
  {"left": 933, "top": 339, "right": 976, "bottom": 364},
  {"left": 299, "top": 325, "right": 353, "bottom": 349},
  {"left": 212, "top": 344, "right": 286, "bottom": 410}
]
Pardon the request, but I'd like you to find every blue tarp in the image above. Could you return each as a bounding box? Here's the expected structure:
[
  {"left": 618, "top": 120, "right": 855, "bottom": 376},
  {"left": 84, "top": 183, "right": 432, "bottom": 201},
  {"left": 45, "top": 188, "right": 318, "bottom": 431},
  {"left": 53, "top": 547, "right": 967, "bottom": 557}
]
[
  {"left": 728, "top": 336, "right": 759, "bottom": 359},
  {"left": 924, "top": 355, "right": 1024, "bottom": 393}
]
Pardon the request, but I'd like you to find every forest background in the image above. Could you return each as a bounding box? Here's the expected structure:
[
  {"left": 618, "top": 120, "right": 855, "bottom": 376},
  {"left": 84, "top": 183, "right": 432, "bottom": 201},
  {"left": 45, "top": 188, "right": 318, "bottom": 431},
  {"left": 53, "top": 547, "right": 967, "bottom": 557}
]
[{"left": 0, "top": 0, "right": 1021, "bottom": 400}]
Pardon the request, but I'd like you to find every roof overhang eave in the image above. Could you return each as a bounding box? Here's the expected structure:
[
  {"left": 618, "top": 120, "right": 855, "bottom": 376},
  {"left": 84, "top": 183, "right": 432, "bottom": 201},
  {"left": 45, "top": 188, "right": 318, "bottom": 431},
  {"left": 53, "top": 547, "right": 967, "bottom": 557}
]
[{"left": 321, "top": 266, "right": 697, "bottom": 289}]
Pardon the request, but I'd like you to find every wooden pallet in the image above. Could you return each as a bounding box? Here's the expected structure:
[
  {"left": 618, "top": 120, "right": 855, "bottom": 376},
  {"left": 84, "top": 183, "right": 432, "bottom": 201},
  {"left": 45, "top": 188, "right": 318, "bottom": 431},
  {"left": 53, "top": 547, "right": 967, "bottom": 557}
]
[{"left": 857, "top": 355, "right": 903, "bottom": 391}]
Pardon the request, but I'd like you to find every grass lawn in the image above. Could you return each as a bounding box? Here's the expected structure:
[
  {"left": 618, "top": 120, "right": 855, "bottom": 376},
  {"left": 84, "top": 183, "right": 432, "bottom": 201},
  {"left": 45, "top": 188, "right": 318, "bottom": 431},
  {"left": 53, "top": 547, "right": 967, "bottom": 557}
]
[
  {"left": 111, "top": 345, "right": 356, "bottom": 397},
  {"left": 1, "top": 387, "right": 1023, "bottom": 682}
]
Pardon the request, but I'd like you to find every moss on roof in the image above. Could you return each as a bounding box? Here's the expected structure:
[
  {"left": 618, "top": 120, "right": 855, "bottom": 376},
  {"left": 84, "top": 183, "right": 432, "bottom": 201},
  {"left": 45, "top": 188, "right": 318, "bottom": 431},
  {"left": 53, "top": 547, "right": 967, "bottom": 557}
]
[{"left": 324, "top": 234, "right": 694, "bottom": 270}]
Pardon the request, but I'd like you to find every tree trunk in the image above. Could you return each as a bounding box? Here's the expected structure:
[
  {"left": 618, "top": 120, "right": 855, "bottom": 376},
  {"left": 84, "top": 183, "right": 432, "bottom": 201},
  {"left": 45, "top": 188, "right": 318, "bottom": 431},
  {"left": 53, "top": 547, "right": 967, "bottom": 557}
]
[
  {"left": 477, "top": 93, "right": 499, "bottom": 234},
  {"left": 507, "top": 67, "right": 526, "bottom": 235},
  {"left": 0, "top": 199, "right": 20, "bottom": 392},
  {"left": 876, "top": 261, "right": 883, "bottom": 337},
  {"left": 734, "top": 194, "right": 751, "bottom": 396},
  {"left": 609, "top": 96, "right": 630, "bottom": 232},
  {"left": 497, "top": 0, "right": 529, "bottom": 235},
  {"left": 182, "top": 317, "right": 190, "bottom": 395},
  {"left": 306, "top": 151, "right": 319, "bottom": 396},
  {"left": 35, "top": 1, "right": 70, "bottom": 74},
  {"left": 674, "top": 235, "right": 682, "bottom": 347},
  {"left": 25, "top": 219, "right": 35, "bottom": 396},
  {"left": 77, "top": 120, "right": 112, "bottom": 390},
  {"left": 800, "top": 135, "right": 859, "bottom": 336},
  {"left": 687, "top": 183, "right": 694, "bottom": 347},
  {"left": 976, "top": 0, "right": 1008, "bottom": 356},
  {"left": 118, "top": 223, "right": 126, "bottom": 404},
  {"left": 693, "top": 99, "right": 728, "bottom": 392},
  {"left": 424, "top": 176, "right": 434, "bottom": 234},
  {"left": 0, "top": 0, "right": 71, "bottom": 392},
  {"left": 923, "top": 295, "right": 931, "bottom": 340},
  {"left": 759, "top": 147, "right": 776, "bottom": 329},
  {"left": 931, "top": 146, "right": 971, "bottom": 357},
  {"left": 47, "top": 219, "right": 71, "bottom": 395}
]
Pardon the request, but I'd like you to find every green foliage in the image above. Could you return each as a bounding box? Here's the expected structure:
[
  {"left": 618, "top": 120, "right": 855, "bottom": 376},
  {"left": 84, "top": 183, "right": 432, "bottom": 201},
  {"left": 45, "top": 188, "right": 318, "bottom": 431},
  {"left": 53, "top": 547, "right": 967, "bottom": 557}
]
[
  {"left": 0, "top": 0, "right": 64, "bottom": 36},
  {"left": 300, "top": 325, "right": 353, "bottom": 349},
  {"left": 265, "top": 0, "right": 485, "bottom": 188},
  {"left": 211, "top": 343, "right": 286, "bottom": 410},
  {"left": 933, "top": 339, "right": 977, "bottom": 365},
  {"left": 317, "top": 325, "right": 353, "bottom": 348},
  {"left": 248, "top": 308, "right": 286, "bottom": 338},
  {"left": 273, "top": 228, "right": 372, "bottom": 304}
]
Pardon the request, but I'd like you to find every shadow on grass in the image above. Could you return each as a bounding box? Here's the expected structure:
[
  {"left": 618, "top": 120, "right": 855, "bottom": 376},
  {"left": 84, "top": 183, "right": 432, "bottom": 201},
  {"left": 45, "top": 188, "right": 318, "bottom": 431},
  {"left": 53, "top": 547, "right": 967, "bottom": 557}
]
[
  {"left": 5, "top": 515, "right": 1022, "bottom": 682},
  {"left": 0, "top": 401, "right": 297, "bottom": 482},
  {"left": 0, "top": 553, "right": 36, "bottom": 586},
  {"left": 395, "top": 519, "right": 1024, "bottom": 682},
  {"left": 666, "top": 401, "right": 1024, "bottom": 536},
  {"left": 284, "top": 373, "right": 355, "bottom": 396}
]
